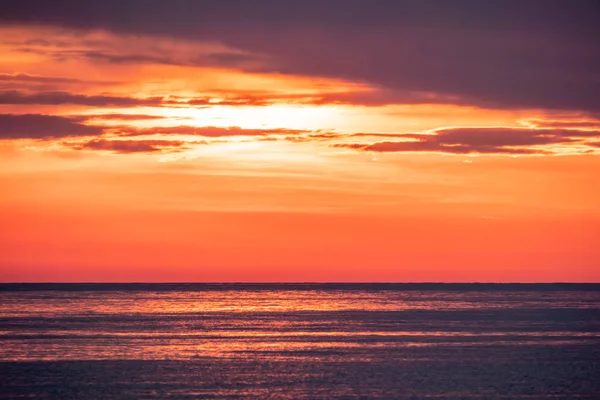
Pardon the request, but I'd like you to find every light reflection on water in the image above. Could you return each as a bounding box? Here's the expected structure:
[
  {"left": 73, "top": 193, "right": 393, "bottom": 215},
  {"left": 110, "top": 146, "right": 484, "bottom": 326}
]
[
  {"left": 1, "top": 288, "right": 599, "bottom": 361},
  {"left": 3, "top": 289, "right": 600, "bottom": 317},
  {"left": 1, "top": 285, "right": 599, "bottom": 399}
]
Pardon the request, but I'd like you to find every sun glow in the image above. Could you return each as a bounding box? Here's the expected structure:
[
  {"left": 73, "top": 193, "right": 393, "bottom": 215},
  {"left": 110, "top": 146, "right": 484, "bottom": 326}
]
[
  {"left": 1, "top": 7, "right": 599, "bottom": 284},
  {"left": 78, "top": 104, "right": 347, "bottom": 131}
]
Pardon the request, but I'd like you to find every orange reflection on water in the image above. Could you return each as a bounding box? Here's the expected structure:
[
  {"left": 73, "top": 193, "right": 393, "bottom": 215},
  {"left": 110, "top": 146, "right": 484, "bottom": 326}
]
[
  {"left": 3, "top": 290, "right": 599, "bottom": 317},
  {"left": 1, "top": 289, "right": 599, "bottom": 362}
]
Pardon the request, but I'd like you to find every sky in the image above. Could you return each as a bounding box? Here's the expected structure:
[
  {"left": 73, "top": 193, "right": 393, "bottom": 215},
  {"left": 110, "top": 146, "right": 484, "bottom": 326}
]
[{"left": 0, "top": 0, "right": 599, "bottom": 282}]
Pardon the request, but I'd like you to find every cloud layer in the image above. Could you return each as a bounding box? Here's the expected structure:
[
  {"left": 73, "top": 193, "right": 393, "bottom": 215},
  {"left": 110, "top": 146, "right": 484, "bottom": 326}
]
[
  {"left": 2, "top": 0, "right": 598, "bottom": 112},
  {"left": 2, "top": 112, "right": 599, "bottom": 156},
  {"left": 1, "top": 2, "right": 599, "bottom": 158}
]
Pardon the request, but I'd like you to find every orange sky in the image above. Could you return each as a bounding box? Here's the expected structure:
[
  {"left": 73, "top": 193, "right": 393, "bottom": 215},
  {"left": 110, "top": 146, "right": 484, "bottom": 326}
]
[{"left": 0, "top": 14, "right": 599, "bottom": 282}]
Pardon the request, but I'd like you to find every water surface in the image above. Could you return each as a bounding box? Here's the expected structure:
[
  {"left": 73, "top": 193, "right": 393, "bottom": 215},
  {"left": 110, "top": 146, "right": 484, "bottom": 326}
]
[{"left": 1, "top": 284, "right": 599, "bottom": 399}]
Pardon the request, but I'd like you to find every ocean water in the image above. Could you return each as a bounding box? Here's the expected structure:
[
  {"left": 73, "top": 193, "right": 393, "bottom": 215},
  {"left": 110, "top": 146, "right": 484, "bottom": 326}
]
[{"left": 1, "top": 283, "right": 599, "bottom": 399}]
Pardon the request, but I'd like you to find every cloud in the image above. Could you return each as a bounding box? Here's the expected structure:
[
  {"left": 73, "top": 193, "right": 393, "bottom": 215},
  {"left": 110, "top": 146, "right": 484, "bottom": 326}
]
[
  {"left": 294, "top": 90, "right": 468, "bottom": 107},
  {"left": 83, "top": 113, "right": 168, "bottom": 121},
  {"left": 522, "top": 118, "right": 600, "bottom": 130},
  {"left": 432, "top": 127, "right": 595, "bottom": 145},
  {"left": 0, "top": 73, "right": 82, "bottom": 83},
  {"left": 2, "top": 24, "right": 269, "bottom": 73},
  {"left": 118, "top": 126, "right": 308, "bottom": 137},
  {"left": 0, "top": 89, "right": 260, "bottom": 108},
  {"left": 0, "top": 89, "right": 390, "bottom": 108},
  {"left": 0, "top": 72, "right": 121, "bottom": 93},
  {"left": 0, "top": 114, "right": 103, "bottom": 139},
  {"left": 182, "top": 90, "right": 460, "bottom": 108},
  {"left": 35, "top": 49, "right": 269, "bottom": 71},
  {"left": 0, "top": 113, "right": 309, "bottom": 141},
  {"left": 284, "top": 132, "right": 341, "bottom": 142},
  {"left": 332, "top": 127, "right": 600, "bottom": 155},
  {"left": 2, "top": 0, "right": 598, "bottom": 112},
  {"left": 0, "top": 90, "right": 164, "bottom": 107},
  {"left": 340, "top": 141, "right": 546, "bottom": 155},
  {"left": 74, "top": 138, "right": 196, "bottom": 153},
  {"left": 66, "top": 125, "right": 308, "bottom": 154},
  {"left": 5, "top": 112, "right": 599, "bottom": 157},
  {"left": 183, "top": 97, "right": 271, "bottom": 107}
]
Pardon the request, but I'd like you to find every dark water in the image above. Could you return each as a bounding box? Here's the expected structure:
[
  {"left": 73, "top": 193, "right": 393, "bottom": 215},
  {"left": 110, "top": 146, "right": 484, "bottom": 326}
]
[{"left": 1, "top": 283, "right": 599, "bottom": 399}]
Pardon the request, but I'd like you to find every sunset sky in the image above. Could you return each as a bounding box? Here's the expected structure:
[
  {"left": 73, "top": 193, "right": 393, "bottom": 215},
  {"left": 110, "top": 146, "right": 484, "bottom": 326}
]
[{"left": 0, "top": 0, "right": 599, "bottom": 282}]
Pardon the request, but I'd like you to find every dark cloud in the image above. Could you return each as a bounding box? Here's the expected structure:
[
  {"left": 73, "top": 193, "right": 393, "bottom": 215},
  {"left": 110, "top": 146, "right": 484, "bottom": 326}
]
[
  {"left": 0, "top": 73, "right": 82, "bottom": 83},
  {"left": 333, "top": 127, "right": 600, "bottom": 155},
  {"left": 76, "top": 50, "right": 176, "bottom": 65},
  {"left": 0, "top": 90, "right": 164, "bottom": 107},
  {"left": 432, "top": 127, "right": 593, "bottom": 145},
  {"left": 0, "top": 89, "right": 375, "bottom": 108},
  {"left": 3, "top": 1, "right": 597, "bottom": 36},
  {"left": 0, "top": 73, "right": 121, "bottom": 93},
  {"left": 13, "top": 43, "right": 269, "bottom": 72},
  {"left": 17, "top": 48, "right": 201, "bottom": 68},
  {"left": 74, "top": 138, "right": 195, "bottom": 153},
  {"left": 0, "top": 90, "right": 217, "bottom": 108},
  {"left": 0, "top": 113, "right": 308, "bottom": 140},
  {"left": 1, "top": 0, "right": 598, "bottom": 112},
  {"left": 0, "top": 114, "right": 103, "bottom": 139},
  {"left": 202, "top": 52, "right": 268, "bottom": 69}
]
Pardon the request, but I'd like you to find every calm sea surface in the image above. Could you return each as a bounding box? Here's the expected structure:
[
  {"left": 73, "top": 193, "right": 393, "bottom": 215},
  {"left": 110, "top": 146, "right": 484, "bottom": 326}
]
[{"left": 1, "top": 283, "right": 599, "bottom": 399}]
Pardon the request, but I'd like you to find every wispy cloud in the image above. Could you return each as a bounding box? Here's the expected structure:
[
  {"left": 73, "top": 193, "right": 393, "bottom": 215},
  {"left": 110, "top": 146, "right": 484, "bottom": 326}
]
[
  {"left": 0, "top": 72, "right": 83, "bottom": 83},
  {"left": 73, "top": 138, "right": 201, "bottom": 154},
  {"left": 332, "top": 127, "right": 600, "bottom": 155},
  {"left": 0, "top": 90, "right": 165, "bottom": 107},
  {"left": 521, "top": 118, "right": 600, "bottom": 130},
  {"left": 117, "top": 126, "right": 309, "bottom": 138}
]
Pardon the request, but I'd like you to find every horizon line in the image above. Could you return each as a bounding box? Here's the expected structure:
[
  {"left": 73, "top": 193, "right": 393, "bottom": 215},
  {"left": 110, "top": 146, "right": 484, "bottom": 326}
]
[{"left": 2, "top": 281, "right": 599, "bottom": 285}]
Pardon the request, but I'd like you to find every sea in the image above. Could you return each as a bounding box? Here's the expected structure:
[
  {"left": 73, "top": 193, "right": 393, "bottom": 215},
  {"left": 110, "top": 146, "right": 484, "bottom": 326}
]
[{"left": 0, "top": 283, "right": 599, "bottom": 399}]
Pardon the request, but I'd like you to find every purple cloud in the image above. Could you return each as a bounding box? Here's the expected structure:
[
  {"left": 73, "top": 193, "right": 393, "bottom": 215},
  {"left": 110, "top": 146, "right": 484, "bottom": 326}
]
[
  {"left": 0, "top": 91, "right": 164, "bottom": 107},
  {"left": 2, "top": 0, "right": 598, "bottom": 112},
  {"left": 74, "top": 138, "right": 195, "bottom": 153},
  {"left": 0, "top": 114, "right": 103, "bottom": 139},
  {"left": 333, "top": 127, "right": 600, "bottom": 155}
]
